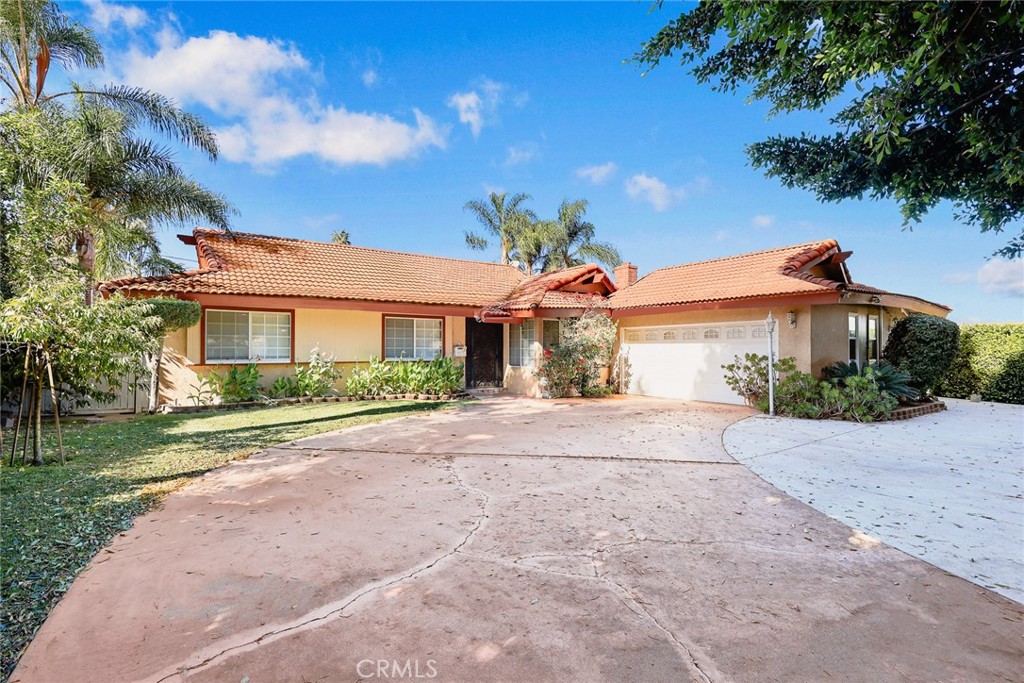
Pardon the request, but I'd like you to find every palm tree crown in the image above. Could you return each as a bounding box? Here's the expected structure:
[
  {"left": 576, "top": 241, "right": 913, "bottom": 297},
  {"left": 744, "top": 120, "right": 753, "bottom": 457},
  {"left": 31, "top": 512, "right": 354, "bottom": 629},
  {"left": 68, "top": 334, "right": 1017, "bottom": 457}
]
[{"left": 463, "top": 191, "right": 535, "bottom": 265}]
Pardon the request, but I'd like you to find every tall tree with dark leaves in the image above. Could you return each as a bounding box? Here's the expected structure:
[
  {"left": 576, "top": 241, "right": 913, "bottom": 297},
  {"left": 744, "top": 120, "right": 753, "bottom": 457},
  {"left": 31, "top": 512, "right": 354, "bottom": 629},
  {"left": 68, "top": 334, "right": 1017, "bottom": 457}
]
[{"left": 635, "top": 1, "right": 1024, "bottom": 257}]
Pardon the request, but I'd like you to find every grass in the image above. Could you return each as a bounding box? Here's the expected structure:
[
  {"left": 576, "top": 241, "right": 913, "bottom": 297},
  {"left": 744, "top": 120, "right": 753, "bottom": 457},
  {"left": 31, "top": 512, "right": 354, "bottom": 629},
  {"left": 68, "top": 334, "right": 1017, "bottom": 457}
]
[{"left": 0, "top": 400, "right": 454, "bottom": 680}]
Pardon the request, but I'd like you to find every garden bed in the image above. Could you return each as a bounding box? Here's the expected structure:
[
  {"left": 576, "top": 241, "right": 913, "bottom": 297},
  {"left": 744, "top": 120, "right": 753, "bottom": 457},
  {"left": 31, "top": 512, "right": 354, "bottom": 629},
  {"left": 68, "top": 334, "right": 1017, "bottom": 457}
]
[
  {"left": 888, "top": 400, "right": 946, "bottom": 421},
  {"left": 161, "top": 392, "right": 469, "bottom": 414}
]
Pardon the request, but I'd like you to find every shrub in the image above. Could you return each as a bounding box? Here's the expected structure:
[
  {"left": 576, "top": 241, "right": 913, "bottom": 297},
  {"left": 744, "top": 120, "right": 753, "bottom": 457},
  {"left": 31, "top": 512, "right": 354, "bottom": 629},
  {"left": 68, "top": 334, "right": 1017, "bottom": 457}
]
[
  {"left": 208, "top": 363, "right": 263, "bottom": 403},
  {"left": 538, "top": 311, "right": 618, "bottom": 398},
  {"left": 724, "top": 355, "right": 896, "bottom": 421},
  {"left": 823, "top": 360, "right": 919, "bottom": 401},
  {"left": 345, "top": 357, "right": 464, "bottom": 397},
  {"left": 295, "top": 346, "right": 342, "bottom": 396},
  {"left": 939, "top": 323, "right": 1024, "bottom": 404},
  {"left": 268, "top": 376, "right": 300, "bottom": 399},
  {"left": 774, "top": 369, "right": 897, "bottom": 422},
  {"left": 882, "top": 314, "right": 960, "bottom": 396},
  {"left": 721, "top": 353, "right": 797, "bottom": 408},
  {"left": 537, "top": 312, "right": 619, "bottom": 398}
]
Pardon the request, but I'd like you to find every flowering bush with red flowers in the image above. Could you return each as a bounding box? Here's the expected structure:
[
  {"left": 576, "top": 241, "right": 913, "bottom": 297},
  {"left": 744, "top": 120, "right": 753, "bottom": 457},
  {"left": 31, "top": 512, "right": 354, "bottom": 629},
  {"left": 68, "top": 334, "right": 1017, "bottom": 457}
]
[{"left": 536, "top": 310, "right": 618, "bottom": 398}]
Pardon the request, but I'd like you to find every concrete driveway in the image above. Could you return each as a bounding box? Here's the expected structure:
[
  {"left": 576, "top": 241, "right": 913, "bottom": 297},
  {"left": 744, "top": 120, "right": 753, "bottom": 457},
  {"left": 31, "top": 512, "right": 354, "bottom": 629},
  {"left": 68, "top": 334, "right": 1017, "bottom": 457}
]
[
  {"left": 725, "top": 398, "right": 1024, "bottom": 603},
  {"left": 14, "top": 397, "right": 1022, "bottom": 683}
]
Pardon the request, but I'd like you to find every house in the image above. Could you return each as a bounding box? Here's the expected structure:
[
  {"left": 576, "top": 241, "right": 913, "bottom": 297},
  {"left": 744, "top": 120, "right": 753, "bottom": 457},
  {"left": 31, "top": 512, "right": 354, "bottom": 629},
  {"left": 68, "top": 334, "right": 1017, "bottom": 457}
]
[{"left": 101, "top": 229, "right": 949, "bottom": 406}]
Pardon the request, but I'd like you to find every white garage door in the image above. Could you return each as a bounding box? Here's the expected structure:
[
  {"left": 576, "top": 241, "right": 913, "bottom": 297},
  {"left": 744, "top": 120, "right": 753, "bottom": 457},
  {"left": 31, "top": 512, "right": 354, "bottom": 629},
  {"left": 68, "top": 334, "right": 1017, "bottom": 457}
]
[{"left": 619, "top": 321, "right": 778, "bottom": 405}]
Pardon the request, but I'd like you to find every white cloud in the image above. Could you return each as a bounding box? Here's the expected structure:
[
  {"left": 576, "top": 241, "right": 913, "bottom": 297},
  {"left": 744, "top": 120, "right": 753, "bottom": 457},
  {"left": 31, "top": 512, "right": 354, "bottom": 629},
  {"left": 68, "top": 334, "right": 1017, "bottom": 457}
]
[
  {"left": 576, "top": 162, "right": 617, "bottom": 185},
  {"left": 114, "top": 28, "right": 445, "bottom": 167},
  {"left": 85, "top": 0, "right": 148, "bottom": 31},
  {"left": 446, "top": 78, "right": 525, "bottom": 138},
  {"left": 504, "top": 143, "right": 538, "bottom": 167},
  {"left": 977, "top": 259, "right": 1024, "bottom": 296},
  {"left": 714, "top": 229, "right": 729, "bottom": 243},
  {"left": 361, "top": 68, "right": 379, "bottom": 88},
  {"left": 624, "top": 173, "right": 711, "bottom": 211},
  {"left": 447, "top": 91, "right": 485, "bottom": 137},
  {"left": 751, "top": 214, "right": 775, "bottom": 228}
]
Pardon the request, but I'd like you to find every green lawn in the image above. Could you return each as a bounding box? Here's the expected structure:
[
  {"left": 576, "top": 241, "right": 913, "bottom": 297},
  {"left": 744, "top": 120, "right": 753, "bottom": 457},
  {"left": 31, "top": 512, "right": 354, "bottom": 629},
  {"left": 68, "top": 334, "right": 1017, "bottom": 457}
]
[{"left": 0, "top": 400, "right": 453, "bottom": 680}]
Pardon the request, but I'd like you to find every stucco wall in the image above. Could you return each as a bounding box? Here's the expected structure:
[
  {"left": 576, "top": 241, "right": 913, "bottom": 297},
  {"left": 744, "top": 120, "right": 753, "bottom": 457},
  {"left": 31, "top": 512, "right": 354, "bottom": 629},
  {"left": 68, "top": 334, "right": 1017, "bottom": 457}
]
[
  {"left": 809, "top": 304, "right": 902, "bottom": 376},
  {"left": 501, "top": 321, "right": 548, "bottom": 401},
  {"left": 157, "top": 308, "right": 468, "bottom": 406}
]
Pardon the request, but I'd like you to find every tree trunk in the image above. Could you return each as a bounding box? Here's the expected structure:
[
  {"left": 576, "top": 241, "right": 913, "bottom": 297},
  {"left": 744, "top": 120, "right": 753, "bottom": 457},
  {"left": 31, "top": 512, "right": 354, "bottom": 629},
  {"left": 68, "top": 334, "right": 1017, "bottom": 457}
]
[
  {"left": 31, "top": 374, "right": 43, "bottom": 466},
  {"left": 147, "top": 344, "right": 164, "bottom": 413},
  {"left": 77, "top": 232, "right": 96, "bottom": 305}
]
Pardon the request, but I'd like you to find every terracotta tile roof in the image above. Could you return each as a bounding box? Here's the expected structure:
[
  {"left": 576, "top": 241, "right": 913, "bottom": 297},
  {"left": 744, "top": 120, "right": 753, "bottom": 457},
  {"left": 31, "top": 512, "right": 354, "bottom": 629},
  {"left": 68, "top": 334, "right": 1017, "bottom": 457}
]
[
  {"left": 102, "top": 228, "right": 527, "bottom": 308},
  {"left": 608, "top": 239, "right": 950, "bottom": 312},
  {"left": 608, "top": 241, "right": 839, "bottom": 310},
  {"left": 497, "top": 265, "right": 613, "bottom": 311}
]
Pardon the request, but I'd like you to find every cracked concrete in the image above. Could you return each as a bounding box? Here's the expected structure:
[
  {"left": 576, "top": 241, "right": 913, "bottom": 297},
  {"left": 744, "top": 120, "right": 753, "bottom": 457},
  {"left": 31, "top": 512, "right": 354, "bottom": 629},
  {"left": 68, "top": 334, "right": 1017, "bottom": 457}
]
[{"left": 13, "top": 397, "right": 1023, "bottom": 683}]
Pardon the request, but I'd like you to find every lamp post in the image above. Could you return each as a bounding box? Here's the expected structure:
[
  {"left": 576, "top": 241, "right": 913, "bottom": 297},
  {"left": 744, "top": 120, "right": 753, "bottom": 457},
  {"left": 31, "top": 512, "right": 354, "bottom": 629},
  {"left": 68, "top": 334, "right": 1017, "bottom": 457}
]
[{"left": 765, "top": 312, "right": 776, "bottom": 417}]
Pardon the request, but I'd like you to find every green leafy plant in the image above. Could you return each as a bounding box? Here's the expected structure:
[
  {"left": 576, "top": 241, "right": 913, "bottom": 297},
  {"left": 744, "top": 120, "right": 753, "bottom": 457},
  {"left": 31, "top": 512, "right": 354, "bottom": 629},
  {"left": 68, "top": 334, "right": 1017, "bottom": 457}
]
[
  {"left": 188, "top": 376, "right": 215, "bottom": 406},
  {"left": 268, "top": 376, "right": 300, "bottom": 399},
  {"left": 883, "top": 314, "right": 960, "bottom": 396},
  {"left": 346, "top": 357, "right": 465, "bottom": 398},
  {"left": 537, "top": 311, "right": 618, "bottom": 398},
  {"left": 207, "top": 363, "right": 263, "bottom": 403},
  {"left": 823, "top": 360, "right": 919, "bottom": 401},
  {"left": 773, "top": 369, "right": 897, "bottom": 422},
  {"left": 295, "top": 346, "right": 343, "bottom": 397},
  {"left": 939, "top": 323, "right": 1024, "bottom": 405},
  {"left": 721, "top": 353, "right": 797, "bottom": 408}
]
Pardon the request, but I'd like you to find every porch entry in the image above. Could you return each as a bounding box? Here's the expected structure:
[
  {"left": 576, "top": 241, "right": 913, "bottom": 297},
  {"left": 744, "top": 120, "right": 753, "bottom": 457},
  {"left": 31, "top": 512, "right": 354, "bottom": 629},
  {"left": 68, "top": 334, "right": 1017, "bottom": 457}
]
[{"left": 465, "top": 318, "right": 503, "bottom": 387}]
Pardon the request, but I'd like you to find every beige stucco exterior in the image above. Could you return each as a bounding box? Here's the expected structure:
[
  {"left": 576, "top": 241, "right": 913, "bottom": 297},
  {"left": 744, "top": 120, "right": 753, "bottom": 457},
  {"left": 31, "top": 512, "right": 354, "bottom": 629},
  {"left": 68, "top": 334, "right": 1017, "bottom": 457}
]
[
  {"left": 157, "top": 309, "right": 467, "bottom": 406},
  {"left": 153, "top": 300, "right": 920, "bottom": 407}
]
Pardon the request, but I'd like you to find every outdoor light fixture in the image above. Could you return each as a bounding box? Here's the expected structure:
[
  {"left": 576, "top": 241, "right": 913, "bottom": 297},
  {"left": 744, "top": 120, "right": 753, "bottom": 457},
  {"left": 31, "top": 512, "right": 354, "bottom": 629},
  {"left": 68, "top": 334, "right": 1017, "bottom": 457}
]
[
  {"left": 764, "top": 312, "right": 777, "bottom": 417},
  {"left": 786, "top": 311, "right": 797, "bottom": 328}
]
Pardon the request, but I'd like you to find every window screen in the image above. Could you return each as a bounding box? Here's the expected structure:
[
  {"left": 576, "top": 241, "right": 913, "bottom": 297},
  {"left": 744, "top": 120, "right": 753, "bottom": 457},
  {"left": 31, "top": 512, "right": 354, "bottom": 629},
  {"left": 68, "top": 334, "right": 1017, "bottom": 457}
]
[
  {"left": 509, "top": 320, "right": 535, "bottom": 367},
  {"left": 206, "top": 310, "right": 291, "bottom": 363},
  {"left": 385, "top": 317, "right": 442, "bottom": 360}
]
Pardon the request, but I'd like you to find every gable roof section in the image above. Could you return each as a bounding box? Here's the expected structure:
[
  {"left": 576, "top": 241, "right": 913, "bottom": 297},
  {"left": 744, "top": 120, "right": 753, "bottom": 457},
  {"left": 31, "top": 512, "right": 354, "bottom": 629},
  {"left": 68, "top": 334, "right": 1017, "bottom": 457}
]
[
  {"left": 476, "top": 264, "right": 614, "bottom": 321},
  {"left": 608, "top": 240, "right": 950, "bottom": 312},
  {"left": 102, "top": 228, "right": 526, "bottom": 308}
]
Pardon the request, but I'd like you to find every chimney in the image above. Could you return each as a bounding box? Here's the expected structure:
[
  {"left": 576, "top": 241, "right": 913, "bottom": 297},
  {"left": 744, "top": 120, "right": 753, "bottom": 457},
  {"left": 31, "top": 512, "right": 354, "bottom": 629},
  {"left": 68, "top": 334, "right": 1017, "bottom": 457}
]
[{"left": 614, "top": 262, "right": 638, "bottom": 288}]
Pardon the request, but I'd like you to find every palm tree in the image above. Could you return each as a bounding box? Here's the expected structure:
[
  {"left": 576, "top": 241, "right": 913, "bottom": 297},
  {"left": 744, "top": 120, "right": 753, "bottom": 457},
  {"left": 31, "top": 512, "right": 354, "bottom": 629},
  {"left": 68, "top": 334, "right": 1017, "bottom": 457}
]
[
  {"left": 542, "top": 198, "right": 621, "bottom": 271},
  {"left": 463, "top": 191, "right": 535, "bottom": 265},
  {"left": 2, "top": 1, "right": 230, "bottom": 302},
  {"left": 331, "top": 230, "right": 351, "bottom": 245},
  {"left": 69, "top": 99, "right": 231, "bottom": 301},
  {"left": 509, "top": 218, "right": 557, "bottom": 275}
]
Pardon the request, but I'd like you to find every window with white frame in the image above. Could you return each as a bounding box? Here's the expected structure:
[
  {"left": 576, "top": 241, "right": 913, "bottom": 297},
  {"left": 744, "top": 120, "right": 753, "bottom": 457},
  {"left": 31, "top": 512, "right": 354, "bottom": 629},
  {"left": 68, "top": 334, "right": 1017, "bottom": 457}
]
[
  {"left": 509, "top": 319, "right": 535, "bottom": 367},
  {"left": 384, "top": 317, "right": 443, "bottom": 360},
  {"left": 848, "top": 313, "right": 860, "bottom": 367},
  {"left": 867, "top": 315, "right": 880, "bottom": 365},
  {"left": 205, "top": 310, "right": 291, "bottom": 363}
]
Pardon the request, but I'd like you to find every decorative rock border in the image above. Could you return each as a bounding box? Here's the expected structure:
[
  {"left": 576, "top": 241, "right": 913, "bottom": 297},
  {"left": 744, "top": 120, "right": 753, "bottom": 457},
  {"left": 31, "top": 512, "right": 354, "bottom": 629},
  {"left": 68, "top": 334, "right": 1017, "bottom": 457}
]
[
  {"left": 888, "top": 401, "right": 946, "bottom": 421},
  {"left": 160, "top": 393, "right": 468, "bottom": 415}
]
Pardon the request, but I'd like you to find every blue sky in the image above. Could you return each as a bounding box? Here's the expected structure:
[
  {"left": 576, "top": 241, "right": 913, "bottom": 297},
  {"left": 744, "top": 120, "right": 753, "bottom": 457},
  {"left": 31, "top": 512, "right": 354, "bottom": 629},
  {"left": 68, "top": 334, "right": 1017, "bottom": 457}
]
[{"left": 64, "top": 1, "right": 1023, "bottom": 322}]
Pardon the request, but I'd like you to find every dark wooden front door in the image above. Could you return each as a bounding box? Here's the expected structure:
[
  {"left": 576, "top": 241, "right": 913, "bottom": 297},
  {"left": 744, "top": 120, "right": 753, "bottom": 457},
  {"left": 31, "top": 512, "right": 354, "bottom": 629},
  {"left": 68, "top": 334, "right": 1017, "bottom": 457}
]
[{"left": 465, "top": 318, "right": 503, "bottom": 387}]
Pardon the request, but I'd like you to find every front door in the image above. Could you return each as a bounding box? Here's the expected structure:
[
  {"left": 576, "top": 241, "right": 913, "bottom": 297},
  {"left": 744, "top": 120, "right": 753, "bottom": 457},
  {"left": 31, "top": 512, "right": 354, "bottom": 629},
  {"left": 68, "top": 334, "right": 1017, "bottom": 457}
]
[{"left": 465, "top": 318, "right": 503, "bottom": 387}]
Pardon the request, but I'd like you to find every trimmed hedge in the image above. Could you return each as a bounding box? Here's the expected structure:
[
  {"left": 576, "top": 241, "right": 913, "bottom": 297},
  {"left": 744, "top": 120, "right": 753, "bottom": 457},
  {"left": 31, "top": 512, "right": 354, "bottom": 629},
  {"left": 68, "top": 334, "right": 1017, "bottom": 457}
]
[
  {"left": 882, "top": 314, "right": 960, "bottom": 395},
  {"left": 939, "top": 323, "right": 1024, "bottom": 404}
]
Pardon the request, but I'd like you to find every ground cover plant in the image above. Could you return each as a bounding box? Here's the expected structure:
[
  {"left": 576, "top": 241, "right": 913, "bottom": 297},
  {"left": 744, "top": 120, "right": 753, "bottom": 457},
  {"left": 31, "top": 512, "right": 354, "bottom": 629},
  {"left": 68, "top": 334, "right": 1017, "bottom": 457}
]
[{"left": 0, "top": 399, "right": 453, "bottom": 679}]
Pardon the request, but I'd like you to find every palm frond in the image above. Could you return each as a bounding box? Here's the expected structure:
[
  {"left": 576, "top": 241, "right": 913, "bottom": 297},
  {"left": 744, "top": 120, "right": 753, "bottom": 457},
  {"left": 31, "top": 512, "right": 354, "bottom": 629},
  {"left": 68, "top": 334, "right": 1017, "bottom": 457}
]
[
  {"left": 574, "top": 240, "right": 622, "bottom": 269},
  {"left": 464, "top": 230, "right": 489, "bottom": 251},
  {"left": 45, "top": 85, "right": 219, "bottom": 159},
  {"left": 117, "top": 174, "right": 234, "bottom": 229}
]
